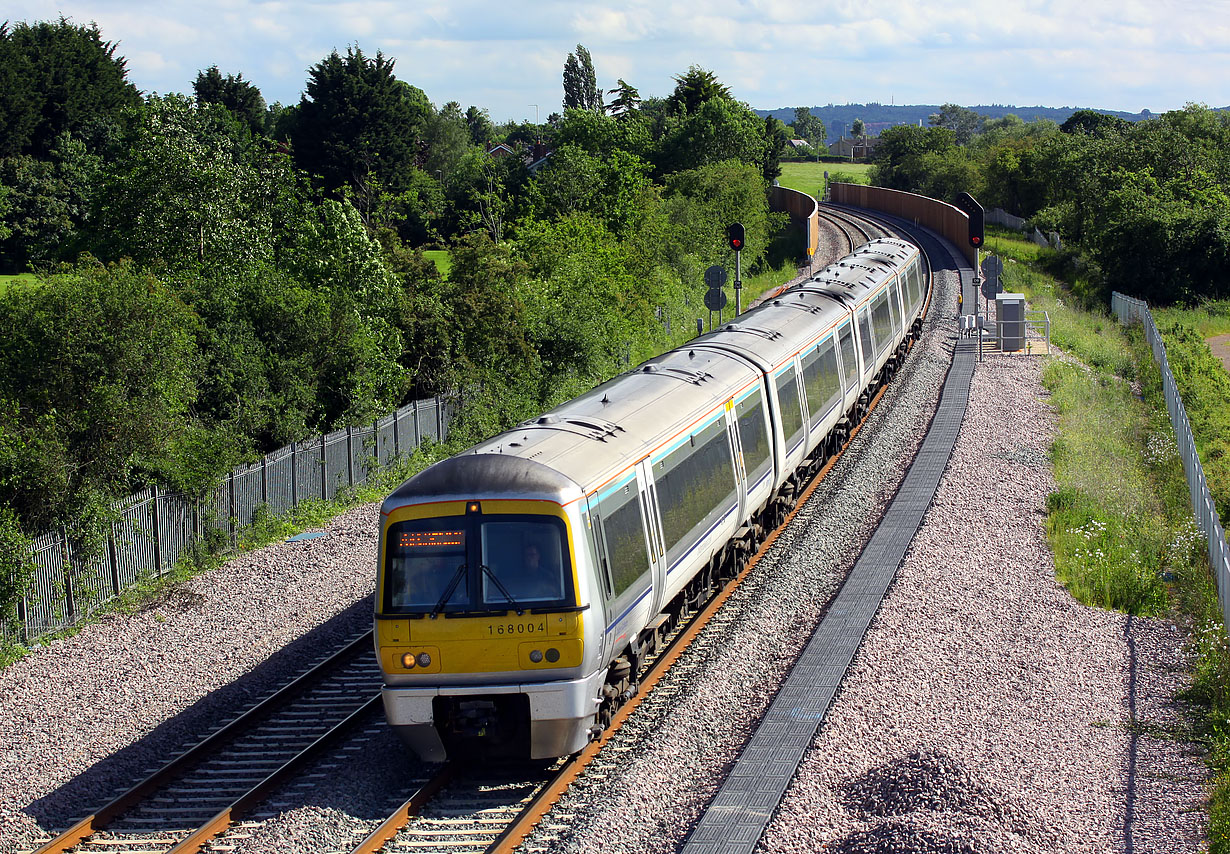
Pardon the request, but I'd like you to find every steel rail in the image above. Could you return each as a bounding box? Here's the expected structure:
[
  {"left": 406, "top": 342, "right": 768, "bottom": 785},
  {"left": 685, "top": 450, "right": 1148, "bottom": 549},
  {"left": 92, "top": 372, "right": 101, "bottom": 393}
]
[{"left": 32, "top": 629, "right": 377, "bottom": 854}]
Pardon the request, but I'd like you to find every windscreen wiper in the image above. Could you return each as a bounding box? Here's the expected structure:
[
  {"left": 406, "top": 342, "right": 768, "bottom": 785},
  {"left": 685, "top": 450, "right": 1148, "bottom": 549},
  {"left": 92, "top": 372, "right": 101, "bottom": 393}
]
[
  {"left": 479, "top": 564, "right": 524, "bottom": 615},
  {"left": 429, "top": 563, "right": 468, "bottom": 618}
]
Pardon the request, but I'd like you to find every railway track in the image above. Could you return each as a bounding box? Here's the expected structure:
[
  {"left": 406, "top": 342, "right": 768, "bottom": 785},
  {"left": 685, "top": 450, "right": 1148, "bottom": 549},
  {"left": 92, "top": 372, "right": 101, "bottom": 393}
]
[
  {"left": 27, "top": 631, "right": 383, "bottom": 854},
  {"left": 345, "top": 240, "right": 934, "bottom": 854}
]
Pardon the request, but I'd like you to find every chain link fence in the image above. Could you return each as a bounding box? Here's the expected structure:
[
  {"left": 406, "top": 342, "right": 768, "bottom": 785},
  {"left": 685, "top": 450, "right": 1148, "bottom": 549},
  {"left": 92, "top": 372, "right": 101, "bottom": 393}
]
[
  {"left": 1113, "top": 292, "right": 1230, "bottom": 628},
  {"left": 7, "top": 394, "right": 455, "bottom": 646}
]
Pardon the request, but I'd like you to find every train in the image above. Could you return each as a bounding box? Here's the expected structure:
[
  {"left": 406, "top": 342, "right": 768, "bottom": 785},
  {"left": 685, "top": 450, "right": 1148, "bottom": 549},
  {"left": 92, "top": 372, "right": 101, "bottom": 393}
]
[{"left": 374, "top": 237, "right": 929, "bottom": 761}]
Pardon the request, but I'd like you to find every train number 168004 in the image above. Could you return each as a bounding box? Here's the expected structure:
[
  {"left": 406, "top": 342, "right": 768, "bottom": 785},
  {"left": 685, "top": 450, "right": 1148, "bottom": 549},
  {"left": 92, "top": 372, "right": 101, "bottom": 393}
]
[{"left": 489, "top": 621, "right": 546, "bottom": 635}]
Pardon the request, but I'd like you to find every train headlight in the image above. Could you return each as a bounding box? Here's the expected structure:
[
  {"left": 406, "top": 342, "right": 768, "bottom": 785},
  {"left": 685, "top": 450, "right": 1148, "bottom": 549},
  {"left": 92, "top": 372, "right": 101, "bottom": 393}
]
[
  {"left": 529, "top": 649, "right": 543, "bottom": 663},
  {"left": 416, "top": 652, "right": 432, "bottom": 668},
  {"left": 545, "top": 648, "right": 560, "bottom": 663},
  {"left": 401, "top": 652, "right": 416, "bottom": 669}
]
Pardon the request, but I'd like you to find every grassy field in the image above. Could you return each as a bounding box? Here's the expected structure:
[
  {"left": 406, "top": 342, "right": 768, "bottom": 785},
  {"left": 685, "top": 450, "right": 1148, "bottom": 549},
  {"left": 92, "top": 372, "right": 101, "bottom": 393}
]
[
  {"left": 1156, "top": 299, "right": 1230, "bottom": 339},
  {"left": 0, "top": 273, "right": 37, "bottom": 293},
  {"left": 422, "top": 249, "right": 451, "bottom": 277},
  {"left": 776, "top": 161, "right": 873, "bottom": 200}
]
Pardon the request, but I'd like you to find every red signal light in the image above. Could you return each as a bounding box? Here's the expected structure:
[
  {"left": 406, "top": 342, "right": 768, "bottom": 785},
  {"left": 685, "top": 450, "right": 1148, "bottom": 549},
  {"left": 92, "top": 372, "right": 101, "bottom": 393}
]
[{"left": 726, "top": 222, "right": 745, "bottom": 252}]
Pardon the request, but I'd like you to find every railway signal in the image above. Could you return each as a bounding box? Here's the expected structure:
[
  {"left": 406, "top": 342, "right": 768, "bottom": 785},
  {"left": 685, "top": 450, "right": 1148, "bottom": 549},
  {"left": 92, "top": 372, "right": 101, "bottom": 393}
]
[
  {"left": 727, "top": 223, "right": 745, "bottom": 314},
  {"left": 726, "top": 222, "right": 745, "bottom": 251},
  {"left": 953, "top": 192, "right": 984, "bottom": 249}
]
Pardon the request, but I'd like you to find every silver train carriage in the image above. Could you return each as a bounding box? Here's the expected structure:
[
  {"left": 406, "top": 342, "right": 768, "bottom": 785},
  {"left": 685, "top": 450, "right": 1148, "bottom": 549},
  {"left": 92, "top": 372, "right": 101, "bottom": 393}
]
[{"left": 375, "top": 238, "right": 927, "bottom": 760}]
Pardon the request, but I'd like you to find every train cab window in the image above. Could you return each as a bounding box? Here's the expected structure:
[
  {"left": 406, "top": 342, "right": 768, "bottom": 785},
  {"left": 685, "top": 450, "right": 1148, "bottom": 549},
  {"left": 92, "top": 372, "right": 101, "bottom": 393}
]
[
  {"left": 857, "top": 309, "right": 874, "bottom": 364},
  {"left": 801, "top": 338, "right": 842, "bottom": 419},
  {"left": 838, "top": 323, "right": 859, "bottom": 387},
  {"left": 655, "top": 417, "right": 738, "bottom": 567},
  {"left": 384, "top": 520, "right": 470, "bottom": 611},
  {"left": 776, "top": 366, "right": 805, "bottom": 450},
  {"left": 480, "top": 518, "right": 570, "bottom": 605},
  {"left": 736, "top": 388, "right": 771, "bottom": 483},
  {"left": 599, "top": 482, "right": 650, "bottom": 597}
]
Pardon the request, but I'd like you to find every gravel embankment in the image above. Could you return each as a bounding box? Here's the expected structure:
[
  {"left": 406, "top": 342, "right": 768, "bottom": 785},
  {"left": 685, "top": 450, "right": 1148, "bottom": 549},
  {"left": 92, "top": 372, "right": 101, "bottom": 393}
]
[
  {"left": 0, "top": 508, "right": 381, "bottom": 852},
  {"left": 2, "top": 257, "right": 1208, "bottom": 854}
]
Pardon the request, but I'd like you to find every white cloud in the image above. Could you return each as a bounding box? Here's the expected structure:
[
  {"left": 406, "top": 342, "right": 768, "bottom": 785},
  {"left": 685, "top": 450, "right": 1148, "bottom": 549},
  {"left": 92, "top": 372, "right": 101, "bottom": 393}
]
[{"left": 5, "top": 0, "right": 1229, "bottom": 114}]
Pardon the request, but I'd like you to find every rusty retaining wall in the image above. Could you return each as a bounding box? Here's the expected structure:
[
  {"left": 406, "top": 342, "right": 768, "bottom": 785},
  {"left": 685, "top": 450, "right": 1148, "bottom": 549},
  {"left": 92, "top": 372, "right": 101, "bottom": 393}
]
[
  {"left": 830, "top": 183, "right": 975, "bottom": 266},
  {"left": 769, "top": 185, "right": 819, "bottom": 261}
]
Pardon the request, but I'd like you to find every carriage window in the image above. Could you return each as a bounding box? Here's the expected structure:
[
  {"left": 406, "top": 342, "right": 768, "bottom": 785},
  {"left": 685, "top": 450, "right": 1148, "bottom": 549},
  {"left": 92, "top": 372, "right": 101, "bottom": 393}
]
[
  {"left": 655, "top": 418, "right": 737, "bottom": 566},
  {"left": 871, "top": 291, "right": 893, "bottom": 355},
  {"left": 802, "top": 338, "right": 842, "bottom": 419},
  {"left": 857, "top": 309, "right": 874, "bottom": 363},
  {"left": 600, "top": 483, "right": 650, "bottom": 597},
  {"left": 480, "top": 519, "right": 569, "bottom": 604},
  {"left": 839, "top": 323, "right": 859, "bottom": 387},
  {"left": 736, "top": 389, "right": 771, "bottom": 479},
  {"left": 776, "top": 366, "right": 805, "bottom": 449}
]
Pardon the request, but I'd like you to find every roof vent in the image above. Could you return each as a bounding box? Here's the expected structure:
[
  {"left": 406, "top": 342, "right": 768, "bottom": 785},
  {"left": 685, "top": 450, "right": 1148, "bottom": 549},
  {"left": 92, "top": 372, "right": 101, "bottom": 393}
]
[{"left": 537, "top": 415, "right": 560, "bottom": 425}]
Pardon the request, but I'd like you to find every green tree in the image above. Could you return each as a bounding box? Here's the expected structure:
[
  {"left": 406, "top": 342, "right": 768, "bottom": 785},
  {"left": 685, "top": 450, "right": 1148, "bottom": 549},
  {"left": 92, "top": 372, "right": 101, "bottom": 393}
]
[
  {"left": 792, "top": 107, "right": 825, "bottom": 146},
  {"left": 89, "top": 94, "right": 301, "bottom": 276},
  {"left": 193, "top": 65, "right": 267, "bottom": 134},
  {"left": 1060, "top": 109, "right": 1130, "bottom": 137},
  {"left": 850, "top": 118, "right": 865, "bottom": 140},
  {"left": 0, "top": 17, "right": 140, "bottom": 158},
  {"left": 657, "top": 96, "right": 777, "bottom": 179},
  {"left": 562, "top": 44, "right": 602, "bottom": 113},
  {"left": 0, "top": 133, "right": 101, "bottom": 270},
  {"left": 0, "top": 261, "right": 201, "bottom": 539},
  {"left": 290, "top": 47, "right": 430, "bottom": 204},
  {"left": 668, "top": 66, "right": 731, "bottom": 115},
  {"left": 465, "top": 105, "right": 495, "bottom": 146},
  {"left": 928, "top": 103, "right": 983, "bottom": 145},
  {"left": 608, "top": 79, "right": 641, "bottom": 120},
  {"left": 422, "top": 101, "right": 474, "bottom": 180}
]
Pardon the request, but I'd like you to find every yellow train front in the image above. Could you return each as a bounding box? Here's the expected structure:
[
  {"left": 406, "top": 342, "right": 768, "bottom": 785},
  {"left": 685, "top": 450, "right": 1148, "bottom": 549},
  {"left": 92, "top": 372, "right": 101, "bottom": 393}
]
[{"left": 376, "top": 454, "right": 604, "bottom": 761}]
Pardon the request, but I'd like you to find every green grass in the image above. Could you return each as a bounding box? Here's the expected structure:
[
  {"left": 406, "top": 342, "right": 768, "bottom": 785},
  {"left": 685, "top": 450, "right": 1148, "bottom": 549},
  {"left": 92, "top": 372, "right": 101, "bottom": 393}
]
[
  {"left": 422, "top": 250, "right": 451, "bottom": 277},
  {"left": 0, "top": 273, "right": 37, "bottom": 294},
  {"left": 1155, "top": 299, "right": 1230, "bottom": 339},
  {"left": 777, "top": 161, "right": 872, "bottom": 199},
  {"left": 1042, "top": 359, "right": 1170, "bottom": 615}
]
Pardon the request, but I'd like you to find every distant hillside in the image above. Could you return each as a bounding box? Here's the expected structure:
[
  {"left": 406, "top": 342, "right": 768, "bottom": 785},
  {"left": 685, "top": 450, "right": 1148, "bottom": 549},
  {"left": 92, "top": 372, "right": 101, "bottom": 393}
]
[{"left": 756, "top": 103, "right": 1158, "bottom": 144}]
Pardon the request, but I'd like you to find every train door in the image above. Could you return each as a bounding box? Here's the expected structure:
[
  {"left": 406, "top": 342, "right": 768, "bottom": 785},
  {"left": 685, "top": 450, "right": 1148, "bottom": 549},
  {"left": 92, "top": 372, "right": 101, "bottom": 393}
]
[
  {"left": 723, "top": 398, "right": 748, "bottom": 523},
  {"left": 635, "top": 459, "right": 668, "bottom": 615},
  {"left": 855, "top": 306, "right": 875, "bottom": 382},
  {"left": 584, "top": 491, "right": 615, "bottom": 665}
]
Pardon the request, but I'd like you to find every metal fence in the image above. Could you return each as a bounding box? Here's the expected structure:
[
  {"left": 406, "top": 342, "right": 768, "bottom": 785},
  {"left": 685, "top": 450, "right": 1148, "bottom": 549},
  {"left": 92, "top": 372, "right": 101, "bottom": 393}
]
[
  {"left": 1112, "top": 291, "right": 1230, "bottom": 629},
  {"left": 7, "top": 394, "right": 455, "bottom": 646}
]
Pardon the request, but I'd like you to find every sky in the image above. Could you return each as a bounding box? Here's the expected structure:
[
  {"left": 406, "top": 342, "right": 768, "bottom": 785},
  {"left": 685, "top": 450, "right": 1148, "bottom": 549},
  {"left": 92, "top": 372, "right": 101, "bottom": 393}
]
[{"left": 8, "top": 0, "right": 1230, "bottom": 121}]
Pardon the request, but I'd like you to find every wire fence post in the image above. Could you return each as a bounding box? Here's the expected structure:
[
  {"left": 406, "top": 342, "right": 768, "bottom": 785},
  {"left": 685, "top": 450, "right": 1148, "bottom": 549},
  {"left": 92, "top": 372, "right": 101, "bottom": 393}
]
[
  {"left": 320, "top": 435, "right": 328, "bottom": 501},
  {"left": 152, "top": 484, "right": 164, "bottom": 575},
  {"left": 290, "top": 441, "right": 299, "bottom": 508}
]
